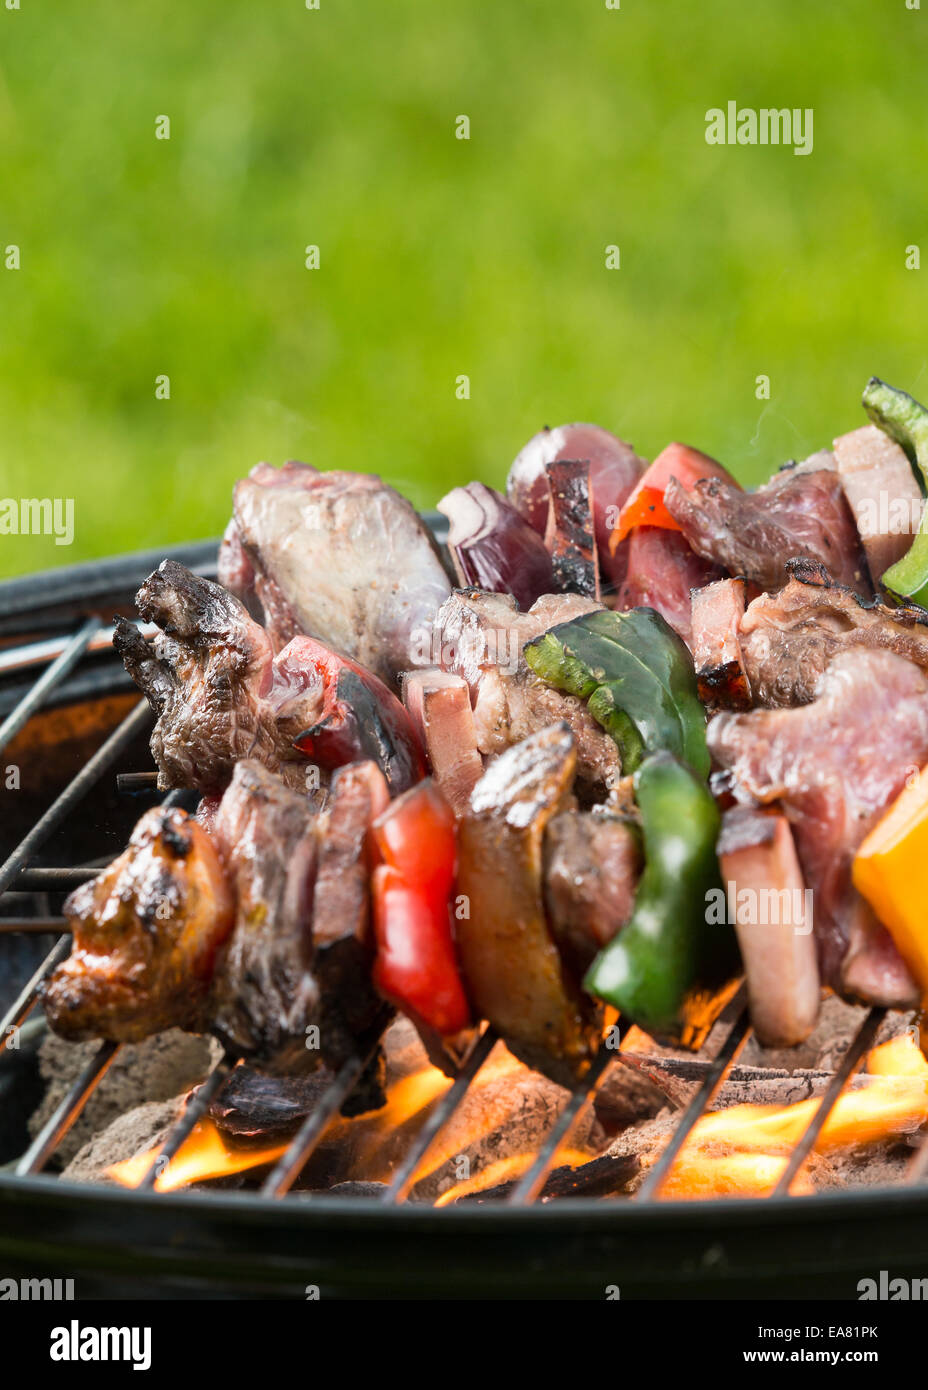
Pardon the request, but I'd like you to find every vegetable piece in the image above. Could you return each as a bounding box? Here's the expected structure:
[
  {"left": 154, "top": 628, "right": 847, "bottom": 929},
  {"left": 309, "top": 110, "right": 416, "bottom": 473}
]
[
  {"left": 437, "top": 482, "right": 556, "bottom": 611},
  {"left": 852, "top": 763, "right": 928, "bottom": 998},
  {"left": 863, "top": 378, "right": 928, "bottom": 606},
  {"left": 717, "top": 806, "right": 819, "bottom": 1047},
  {"left": 523, "top": 606, "right": 709, "bottom": 777},
  {"left": 371, "top": 780, "right": 471, "bottom": 1038},
  {"left": 287, "top": 639, "right": 426, "bottom": 794},
  {"left": 543, "top": 458, "right": 600, "bottom": 598},
  {"left": 609, "top": 443, "right": 736, "bottom": 550},
  {"left": 583, "top": 752, "right": 740, "bottom": 1047},
  {"left": 402, "top": 668, "right": 484, "bottom": 817},
  {"left": 456, "top": 723, "right": 602, "bottom": 1087}
]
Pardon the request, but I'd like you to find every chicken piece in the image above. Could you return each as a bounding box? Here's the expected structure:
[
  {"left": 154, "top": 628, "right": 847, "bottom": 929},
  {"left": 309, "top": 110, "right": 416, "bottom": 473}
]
[
  {"left": 543, "top": 811, "right": 641, "bottom": 974},
  {"left": 717, "top": 806, "right": 820, "bottom": 1046},
  {"left": 739, "top": 559, "right": 928, "bottom": 707},
  {"left": 456, "top": 723, "right": 602, "bottom": 1087},
  {"left": 402, "top": 669, "right": 484, "bottom": 816},
  {"left": 708, "top": 649, "right": 927, "bottom": 1007},
  {"left": 115, "top": 561, "right": 423, "bottom": 795},
  {"left": 833, "top": 424, "right": 922, "bottom": 583},
  {"left": 690, "top": 577, "right": 752, "bottom": 709},
  {"left": 664, "top": 464, "right": 872, "bottom": 598},
  {"left": 218, "top": 462, "right": 452, "bottom": 687},
  {"left": 43, "top": 807, "right": 234, "bottom": 1042},
  {"left": 209, "top": 761, "right": 320, "bottom": 1073},
  {"left": 434, "top": 589, "right": 621, "bottom": 795},
  {"left": 311, "top": 760, "right": 392, "bottom": 1068}
]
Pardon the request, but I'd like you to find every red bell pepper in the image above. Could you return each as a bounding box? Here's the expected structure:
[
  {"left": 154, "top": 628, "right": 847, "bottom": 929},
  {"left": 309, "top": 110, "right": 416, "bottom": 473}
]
[
  {"left": 371, "top": 781, "right": 471, "bottom": 1037},
  {"left": 609, "top": 443, "right": 737, "bottom": 550}
]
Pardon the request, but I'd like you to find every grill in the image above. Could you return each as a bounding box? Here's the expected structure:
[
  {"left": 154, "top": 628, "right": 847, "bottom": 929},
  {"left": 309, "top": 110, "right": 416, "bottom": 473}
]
[{"left": 2, "top": 539, "right": 928, "bottom": 1300}]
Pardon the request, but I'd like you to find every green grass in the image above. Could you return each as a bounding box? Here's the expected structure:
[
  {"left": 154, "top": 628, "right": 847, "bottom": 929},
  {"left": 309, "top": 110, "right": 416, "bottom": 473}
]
[{"left": 1, "top": 0, "right": 926, "bottom": 577}]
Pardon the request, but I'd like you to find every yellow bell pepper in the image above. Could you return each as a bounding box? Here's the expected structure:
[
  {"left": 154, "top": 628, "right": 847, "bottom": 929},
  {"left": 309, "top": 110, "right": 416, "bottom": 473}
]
[{"left": 853, "top": 765, "right": 928, "bottom": 997}]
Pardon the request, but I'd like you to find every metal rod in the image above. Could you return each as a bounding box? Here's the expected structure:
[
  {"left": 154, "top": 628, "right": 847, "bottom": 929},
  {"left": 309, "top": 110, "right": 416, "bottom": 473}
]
[
  {"left": 15, "top": 1040, "right": 119, "bottom": 1175},
  {"left": 261, "top": 1051, "right": 373, "bottom": 1198},
  {"left": 0, "top": 935, "right": 71, "bottom": 1053},
  {"left": 0, "top": 622, "right": 156, "bottom": 680},
  {"left": 508, "top": 1025, "right": 631, "bottom": 1207},
  {"left": 0, "top": 618, "right": 101, "bottom": 757},
  {"left": 636, "top": 994, "right": 753, "bottom": 1202},
  {"left": 11, "top": 867, "right": 103, "bottom": 891},
  {"left": 0, "top": 698, "right": 151, "bottom": 899},
  {"left": 137, "top": 1055, "right": 237, "bottom": 1190},
  {"left": 382, "top": 1026, "right": 498, "bottom": 1204},
  {"left": 771, "top": 1006, "right": 887, "bottom": 1197},
  {"left": 0, "top": 917, "right": 68, "bottom": 934}
]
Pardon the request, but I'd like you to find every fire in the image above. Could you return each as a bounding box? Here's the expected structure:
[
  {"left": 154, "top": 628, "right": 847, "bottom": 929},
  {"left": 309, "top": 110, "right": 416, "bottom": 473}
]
[
  {"left": 656, "top": 1034, "right": 928, "bottom": 1199},
  {"left": 107, "top": 1119, "right": 288, "bottom": 1193}
]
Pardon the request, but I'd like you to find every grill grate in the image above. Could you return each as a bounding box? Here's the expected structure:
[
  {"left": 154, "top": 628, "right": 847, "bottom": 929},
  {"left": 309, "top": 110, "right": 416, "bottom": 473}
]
[{"left": 0, "top": 598, "right": 923, "bottom": 1208}]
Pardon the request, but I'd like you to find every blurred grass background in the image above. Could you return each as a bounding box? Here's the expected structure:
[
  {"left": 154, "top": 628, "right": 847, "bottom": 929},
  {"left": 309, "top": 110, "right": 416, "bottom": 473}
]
[{"left": 0, "top": 0, "right": 925, "bottom": 577}]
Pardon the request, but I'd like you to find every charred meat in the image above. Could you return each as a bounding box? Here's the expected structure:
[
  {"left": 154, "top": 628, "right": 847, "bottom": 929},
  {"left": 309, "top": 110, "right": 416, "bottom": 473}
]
[
  {"left": 690, "top": 577, "right": 752, "bottom": 709},
  {"left": 208, "top": 761, "right": 320, "bottom": 1073},
  {"left": 43, "top": 807, "right": 234, "bottom": 1042},
  {"left": 543, "top": 811, "right": 640, "bottom": 974},
  {"left": 116, "top": 560, "right": 423, "bottom": 795},
  {"left": 664, "top": 464, "right": 872, "bottom": 598}
]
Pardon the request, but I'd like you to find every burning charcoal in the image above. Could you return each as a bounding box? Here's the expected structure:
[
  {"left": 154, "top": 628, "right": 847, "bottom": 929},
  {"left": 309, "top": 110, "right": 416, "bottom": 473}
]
[
  {"left": 448, "top": 1152, "right": 641, "bottom": 1204},
  {"left": 209, "top": 1067, "right": 333, "bottom": 1140}
]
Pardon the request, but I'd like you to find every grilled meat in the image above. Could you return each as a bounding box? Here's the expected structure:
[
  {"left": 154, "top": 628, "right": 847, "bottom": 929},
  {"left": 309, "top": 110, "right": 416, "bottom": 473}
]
[
  {"left": 219, "top": 461, "right": 452, "bottom": 686},
  {"left": 690, "top": 576, "right": 752, "bottom": 709},
  {"left": 739, "top": 560, "right": 928, "bottom": 707},
  {"left": 208, "top": 761, "right": 321, "bottom": 1073},
  {"left": 402, "top": 668, "right": 484, "bottom": 816},
  {"left": 833, "top": 424, "right": 922, "bottom": 583},
  {"left": 457, "top": 723, "right": 602, "bottom": 1087},
  {"left": 116, "top": 560, "right": 423, "bottom": 795},
  {"left": 434, "top": 589, "right": 621, "bottom": 794},
  {"left": 311, "top": 760, "right": 392, "bottom": 1068},
  {"left": 664, "top": 464, "right": 872, "bottom": 598},
  {"left": 543, "top": 810, "right": 640, "bottom": 974},
  {"left": 708, "top": 649, "right": 927, "bottom": 1007},
  {"left": 615, "top": 526, "right": 721, "bottom": 645},
  {"left": 43, "top": 807, "right": 234, "bottom": 1042},
  {"left": 717, "top": 806, "right": 820, "bottom": 1046}
]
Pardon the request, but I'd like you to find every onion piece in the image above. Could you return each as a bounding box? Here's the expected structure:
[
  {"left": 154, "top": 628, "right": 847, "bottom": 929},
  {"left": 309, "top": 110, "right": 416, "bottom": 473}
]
[{"left": 437, "top": 482, "right": 555, "bottom": 610}]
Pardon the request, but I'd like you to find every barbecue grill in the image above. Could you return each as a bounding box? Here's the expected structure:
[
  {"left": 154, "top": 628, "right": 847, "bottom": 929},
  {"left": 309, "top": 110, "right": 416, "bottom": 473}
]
[{"left": 3, "top": 539, "right": 928, "bottom": 1301}]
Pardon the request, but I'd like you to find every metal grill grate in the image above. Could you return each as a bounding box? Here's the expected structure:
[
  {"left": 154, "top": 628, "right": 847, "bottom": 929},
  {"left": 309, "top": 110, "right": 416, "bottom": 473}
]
[{"left": 0, "top": 586, "right": 921, "bottom": 1208}]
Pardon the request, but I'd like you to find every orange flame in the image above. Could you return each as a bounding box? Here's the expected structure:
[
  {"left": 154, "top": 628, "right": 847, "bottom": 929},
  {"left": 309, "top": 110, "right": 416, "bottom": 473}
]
[
  {"left": 107, "top": 1119, "right": 288, "bottom": 1192},
  {"left": 657, "top": 1035, "right": 928, "bottom": 1199}
]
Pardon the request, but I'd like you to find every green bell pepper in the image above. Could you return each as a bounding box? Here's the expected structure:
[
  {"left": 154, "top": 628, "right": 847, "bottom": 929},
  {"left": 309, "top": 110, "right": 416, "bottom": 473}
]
[
  {"left": 523, "top": 606, "right": 709, "bottom": 778},
  {"left": 863, "top": 377, "right": 928, "bottom": 607},
  {"left": 582, "top": 751, "right": 739, "bottom": 1047}
]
